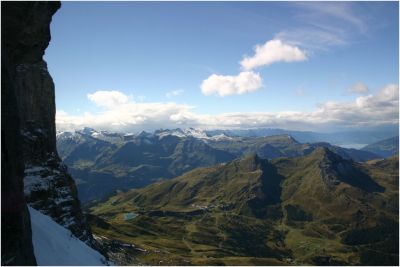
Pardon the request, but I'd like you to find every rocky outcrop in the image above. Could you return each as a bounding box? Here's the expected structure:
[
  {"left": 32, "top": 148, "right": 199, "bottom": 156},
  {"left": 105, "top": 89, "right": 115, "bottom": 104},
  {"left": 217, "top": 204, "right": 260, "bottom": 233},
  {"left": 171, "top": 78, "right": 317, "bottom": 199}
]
[{"left": 2, "top": 2, "right": 102, "bottom": 264}]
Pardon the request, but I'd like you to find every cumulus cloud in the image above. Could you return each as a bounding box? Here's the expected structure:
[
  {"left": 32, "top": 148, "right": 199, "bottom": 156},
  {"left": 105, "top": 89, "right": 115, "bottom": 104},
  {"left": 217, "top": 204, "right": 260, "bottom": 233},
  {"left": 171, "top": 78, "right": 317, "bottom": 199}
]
[
  {"left": 200, "top": 39, "right": 306, "bottom": 97},
  {"left": 200, "top": 71, "right": 263, "bottom": 97},
  {"left": 57, "top": 85, "right": 398, "bottom": 132},
  {"left": 87, "top": 90, "right": 130, "bottom": 109},
  {"left": 347, "top": 82, "right": 369, "bottom": 94},
  {"left": 240, "top": 39, "right": 307, "bottom": 70},
  {"left": 166, "top": 89, "right": 184, "bottom": 98}
]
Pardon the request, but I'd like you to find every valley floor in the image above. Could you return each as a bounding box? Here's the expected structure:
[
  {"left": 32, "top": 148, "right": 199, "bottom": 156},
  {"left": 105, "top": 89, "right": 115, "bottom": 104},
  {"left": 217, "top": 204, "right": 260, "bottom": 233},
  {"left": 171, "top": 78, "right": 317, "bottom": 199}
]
[{"left": 88, "top": 209, "right": 382, "bottom": 266}]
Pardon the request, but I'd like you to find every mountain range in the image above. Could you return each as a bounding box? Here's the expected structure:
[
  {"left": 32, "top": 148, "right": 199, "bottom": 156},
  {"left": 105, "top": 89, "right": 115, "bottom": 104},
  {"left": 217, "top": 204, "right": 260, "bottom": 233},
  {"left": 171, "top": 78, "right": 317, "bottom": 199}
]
[
  {"left": 57, "top": 127, "right": 384, "bottom": 203},
  {"left": 89, "top": 148, "right": 399, "bottom": 265},
  {"left": 57, "top": 128, "right": 236, "bottom": 203},
  {"left": 361, "top": 136, "right": 399, "bottom": 158},
  {"left": 205, "top": 127, "right": 398, "bottom": 147}
]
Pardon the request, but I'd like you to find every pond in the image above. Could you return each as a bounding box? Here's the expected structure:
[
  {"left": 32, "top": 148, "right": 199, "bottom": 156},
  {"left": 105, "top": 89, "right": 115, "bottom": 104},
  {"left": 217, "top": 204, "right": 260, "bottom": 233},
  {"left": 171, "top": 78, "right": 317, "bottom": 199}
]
[{"left": 124, "top": 212, "right": 138, "bottom": 221}]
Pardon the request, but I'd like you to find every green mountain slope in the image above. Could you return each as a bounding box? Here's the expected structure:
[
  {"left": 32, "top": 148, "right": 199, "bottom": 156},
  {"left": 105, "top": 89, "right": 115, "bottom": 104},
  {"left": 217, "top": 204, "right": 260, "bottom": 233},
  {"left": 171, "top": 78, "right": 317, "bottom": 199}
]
[{"left": 89, "top": 149, "right": 398, "bottom": 265}]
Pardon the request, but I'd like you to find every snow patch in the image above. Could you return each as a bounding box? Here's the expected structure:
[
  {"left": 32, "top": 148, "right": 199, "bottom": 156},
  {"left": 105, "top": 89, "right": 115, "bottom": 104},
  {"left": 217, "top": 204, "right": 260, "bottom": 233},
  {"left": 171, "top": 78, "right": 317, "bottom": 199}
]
[
  {"left": 210, "top": 134, "right": 232, "bottom": 141},
  {"left": 24, "top": 174, "right": 50, "bottom": 196},
  {"left": 54, "top": 195, "right": 74, "bottom": 205},
  {"left": 23, "top": 165, "right": 59, "bottom": 197},
  {"left": 91, "top": 132, "right": 101, "bottom": 137},
  {"left": 29, "top": 206, "right": 109, "bottom": 266},
  {"left": 156, "top": 127, "right": 211, "bottom": 140}
]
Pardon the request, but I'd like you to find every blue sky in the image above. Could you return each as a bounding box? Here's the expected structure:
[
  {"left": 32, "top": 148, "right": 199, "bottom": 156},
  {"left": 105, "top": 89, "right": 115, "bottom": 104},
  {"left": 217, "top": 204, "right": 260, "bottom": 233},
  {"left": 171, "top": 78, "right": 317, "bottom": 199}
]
[{"left": 45, "top": 1, "right": 399, "bottom": 132}]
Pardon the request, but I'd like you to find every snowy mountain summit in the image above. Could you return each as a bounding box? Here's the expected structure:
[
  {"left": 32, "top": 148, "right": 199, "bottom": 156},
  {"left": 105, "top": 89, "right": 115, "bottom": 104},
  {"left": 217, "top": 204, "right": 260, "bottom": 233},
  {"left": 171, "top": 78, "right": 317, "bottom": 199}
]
[
  {"left": 57, "top": 127, "right": 233, "bottom": 143},
  {"left": 155, "top": 127, "right": 209, "bottom": 139}
]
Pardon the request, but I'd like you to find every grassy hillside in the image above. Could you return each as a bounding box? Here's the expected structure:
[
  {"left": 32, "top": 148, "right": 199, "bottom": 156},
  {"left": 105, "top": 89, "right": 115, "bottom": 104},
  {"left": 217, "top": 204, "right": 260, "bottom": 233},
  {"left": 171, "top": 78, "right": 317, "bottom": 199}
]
[{"left": 89, "top": 149, "right": 398, "bottom": 265}]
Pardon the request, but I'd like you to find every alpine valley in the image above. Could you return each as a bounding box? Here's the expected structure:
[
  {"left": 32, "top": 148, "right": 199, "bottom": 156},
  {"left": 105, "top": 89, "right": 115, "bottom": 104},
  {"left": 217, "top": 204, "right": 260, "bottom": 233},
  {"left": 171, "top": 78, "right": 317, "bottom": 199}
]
[
  {"left": 55, "top": 127, "right": 399, "bottom": 265},
  {"left": 89, "top": 147, "right": 398, "bottom": 265}
]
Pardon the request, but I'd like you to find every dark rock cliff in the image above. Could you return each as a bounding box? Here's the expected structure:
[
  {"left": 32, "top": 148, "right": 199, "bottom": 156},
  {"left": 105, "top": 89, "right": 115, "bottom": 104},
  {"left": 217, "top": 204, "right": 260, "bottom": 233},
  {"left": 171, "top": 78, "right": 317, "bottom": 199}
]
[{"left": 2, "top": 2, "right": 101, "bottom": 264}]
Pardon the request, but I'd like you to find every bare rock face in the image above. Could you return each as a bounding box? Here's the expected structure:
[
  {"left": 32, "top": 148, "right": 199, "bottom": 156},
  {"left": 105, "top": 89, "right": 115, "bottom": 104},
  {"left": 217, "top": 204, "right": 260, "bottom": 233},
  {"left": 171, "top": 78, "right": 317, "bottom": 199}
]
[
  {"left": 2, "top": 2, "right": 102, "bottom": 264},
  {"left": 1, "top": 44, "right": 37, "bottom": 266},
  {"left": 16, "top": 61, "right": 57, "bottom": 162},
  {"left": 1, "top": 2, "right": 60, "bottom": 264}
]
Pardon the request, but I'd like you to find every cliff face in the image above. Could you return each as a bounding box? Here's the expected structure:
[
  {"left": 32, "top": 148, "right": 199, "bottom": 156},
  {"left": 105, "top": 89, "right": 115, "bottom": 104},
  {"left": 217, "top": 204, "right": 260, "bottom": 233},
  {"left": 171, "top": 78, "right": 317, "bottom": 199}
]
[
  {"left": 1, "top": 34, "right": 37, "bottom": 266},
  {"left": 2, "top": 0, "right": 59, "bottom": 166},
  {"left": 2, "top": 2, "right": 100, "bottom": 264}
]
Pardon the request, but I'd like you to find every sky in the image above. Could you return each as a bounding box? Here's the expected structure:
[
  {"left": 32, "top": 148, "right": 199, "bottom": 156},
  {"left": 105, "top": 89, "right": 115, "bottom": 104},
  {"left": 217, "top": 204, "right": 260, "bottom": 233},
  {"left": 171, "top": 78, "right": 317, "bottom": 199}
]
[{"left": 45, "top": 1, "right": 399, "bottom": 133}]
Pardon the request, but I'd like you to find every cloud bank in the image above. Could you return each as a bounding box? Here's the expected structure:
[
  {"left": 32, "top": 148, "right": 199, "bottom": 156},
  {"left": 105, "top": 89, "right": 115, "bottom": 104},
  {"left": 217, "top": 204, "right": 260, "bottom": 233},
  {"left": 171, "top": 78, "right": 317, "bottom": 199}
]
[{"left": 57, "top": 85, "right": 399, "bottom": 133}]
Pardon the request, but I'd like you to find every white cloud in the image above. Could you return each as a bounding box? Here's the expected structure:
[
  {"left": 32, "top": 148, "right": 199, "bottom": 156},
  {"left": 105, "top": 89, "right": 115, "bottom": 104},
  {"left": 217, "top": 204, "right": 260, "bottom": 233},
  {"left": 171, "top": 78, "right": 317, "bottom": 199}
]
[
  {"left": 57, "top": 85, "right": 398, "bottom": 132},
  {"left": 200, "top": 71, "right": 263, "bottom": 97},
  {"left": 166, "top": 89, "right": 184, "bottom": 98},
  {"left": 87, "top": 90, "right": 129, "bottom": 109},
  {"left": 347, "top": 82, "right": 369, "bottom": 94},
  {"left": 354, "top": 84, "right": 398, "bottom": 108},
  {"left": 240, "top": 39, "right": 307, "bottom": 70},
  {"left": 200, "top": 39, "right": 306, "bottom": 97}
]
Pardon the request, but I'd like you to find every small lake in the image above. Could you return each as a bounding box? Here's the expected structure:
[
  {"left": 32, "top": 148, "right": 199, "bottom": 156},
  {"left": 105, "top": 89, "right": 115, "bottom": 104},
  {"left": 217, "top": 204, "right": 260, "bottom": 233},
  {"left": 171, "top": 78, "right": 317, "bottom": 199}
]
[{"left": 124, "top": 212, "right": 138, "bottom": 221}]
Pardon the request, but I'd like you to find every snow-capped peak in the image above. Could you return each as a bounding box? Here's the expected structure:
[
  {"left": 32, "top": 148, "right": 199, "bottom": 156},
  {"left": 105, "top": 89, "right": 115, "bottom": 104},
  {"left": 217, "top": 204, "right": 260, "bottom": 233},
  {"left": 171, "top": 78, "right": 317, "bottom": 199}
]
[
  {"left": 209, "top": 133, "right": 232, "bottom": 141},
  {"left": 183, "top": 127, "right": 209, "bottom": 139},
  {"left": 155, "top": 127, "right": 210, "bottom": 140},
  {"left": 57, "top": 127, "right": 232, "bottom": 143},
  {"left": 80, "top": 127, "right": 98, "bottom": 135},
  {"left": 56, "top": 131, "right": 84, "bottom": 143}
]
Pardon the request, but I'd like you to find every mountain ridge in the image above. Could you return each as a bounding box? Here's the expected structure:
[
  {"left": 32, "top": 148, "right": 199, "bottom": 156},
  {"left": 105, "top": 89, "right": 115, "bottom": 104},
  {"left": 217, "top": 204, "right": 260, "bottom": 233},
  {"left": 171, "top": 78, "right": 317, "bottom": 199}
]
[
  {"left": 90, "top": 148, "right": 398, "bottom": 265},
  {"left": 57, "top": 127, "right": 382, "bottom": 204}
]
